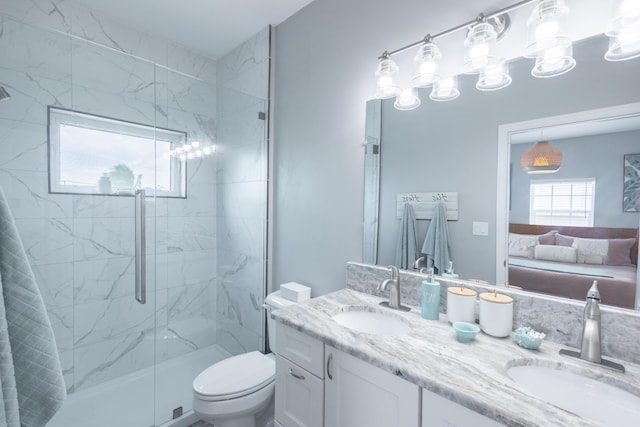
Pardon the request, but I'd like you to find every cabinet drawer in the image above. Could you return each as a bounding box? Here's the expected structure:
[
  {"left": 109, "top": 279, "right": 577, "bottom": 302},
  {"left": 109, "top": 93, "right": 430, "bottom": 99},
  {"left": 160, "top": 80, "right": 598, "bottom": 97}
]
[
  {"left": 275, "top": 323, "right": 324, "bottom": 378},
  {"left": 275, "top": 355, "right": 324, "bottom": 427}
]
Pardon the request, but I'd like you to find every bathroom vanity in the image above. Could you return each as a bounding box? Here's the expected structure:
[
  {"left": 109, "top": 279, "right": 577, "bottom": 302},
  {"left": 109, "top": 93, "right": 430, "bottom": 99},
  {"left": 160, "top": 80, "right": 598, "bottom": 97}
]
[{"left": 272, "top": 287, "right": 640, "bottom": 427}]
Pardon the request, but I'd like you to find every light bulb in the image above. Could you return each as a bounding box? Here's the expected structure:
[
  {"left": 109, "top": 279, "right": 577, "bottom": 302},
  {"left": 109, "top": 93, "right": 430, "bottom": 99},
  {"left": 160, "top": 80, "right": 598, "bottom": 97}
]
[
  {"left": 469, "top": 43, "right": 490, "bottom": 69},
  {"left": 183, "top": 145, "right": 193, "bottom": 152},
  {"left": 535, "top": 21, "right": 559, "bottom": 41},
  {"left": 375, "top": 57, "right": 400, "bottom": 99},
  {"left": 195, "top": 150, "right": 203, "bottom": 158},
  {"left": 541, "top": 46, "right": 565, "bottom": 71},
  {"left": 413, "top": 42, "right": 442, "bottom": 87},
  {"left": 179, "top": 154, "right": 187, "bottom": 161},
  {"left": 191, "top": 140, "right": 201, "bottom": 148},
  {"left": 176, "top": 146, "right": 184, "bottom": 153},
  {"left": 430, "top": 77, "right": 460, "bottom": 101},
  {"left": 393, "top": 88, "right": 421, "bottom": 111},
  {"left": 187, "top": 152, "right": 195, "bottom": 159}
]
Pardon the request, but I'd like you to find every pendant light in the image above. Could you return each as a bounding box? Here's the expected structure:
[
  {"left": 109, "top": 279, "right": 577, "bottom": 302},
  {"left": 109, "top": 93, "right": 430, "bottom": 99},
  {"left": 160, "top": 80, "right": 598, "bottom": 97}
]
[
  {"left": 520, "top": 140, "right": 563, "bottom": 174},
  {"left": 374, "top": 55, "right": 400, "bottom": 99},
  {"left": 605, "top": 0, "right": 640, "bottom": 61}
]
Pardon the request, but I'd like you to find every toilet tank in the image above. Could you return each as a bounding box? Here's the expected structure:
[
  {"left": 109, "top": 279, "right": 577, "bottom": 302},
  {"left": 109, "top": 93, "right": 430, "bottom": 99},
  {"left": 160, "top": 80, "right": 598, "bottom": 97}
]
[{"left": 264, "top": 290, "right": 296, "bottom": 351}]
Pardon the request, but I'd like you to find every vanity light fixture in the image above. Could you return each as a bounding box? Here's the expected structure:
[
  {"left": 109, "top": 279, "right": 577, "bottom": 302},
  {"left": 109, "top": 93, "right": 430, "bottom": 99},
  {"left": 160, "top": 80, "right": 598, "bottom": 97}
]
[
  {"left": 374, "top": 55, "right": 400, "bottom": 99},
  {"left": 605, "top": 0, "right": 640, "bottom": 61},
  {"left": 429, "top": 76, "right": 460, "bottom": 101},
  {"left": 520, "top": 140, "right": 563, "bottom": 174},
  {"left": 476, "top": 60, "right": 512, "bottom": 91},
  {"left": 525, "top": 0, "right": 575, "bottom": 77},
  {"left": 412, "top": 39, "right": 442, "bottom": 87},
  {"left": 463, "top": 18, "right": 498, "bottom": 74},
  {"left": 394, "top": 87, "right": 421, "bottom": 110}
]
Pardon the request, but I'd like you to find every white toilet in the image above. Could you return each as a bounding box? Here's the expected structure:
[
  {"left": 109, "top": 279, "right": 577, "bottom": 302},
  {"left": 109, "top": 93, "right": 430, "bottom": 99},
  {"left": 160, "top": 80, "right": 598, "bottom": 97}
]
[{"left": 192, "top": 290, "right": 295, "bottom": 427}]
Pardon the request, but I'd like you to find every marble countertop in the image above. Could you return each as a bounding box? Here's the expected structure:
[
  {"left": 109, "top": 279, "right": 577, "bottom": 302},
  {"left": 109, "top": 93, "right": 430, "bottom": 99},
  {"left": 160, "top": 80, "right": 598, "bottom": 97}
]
[{"left": 272, "top": 288, "right": 640, "bottom": 427}]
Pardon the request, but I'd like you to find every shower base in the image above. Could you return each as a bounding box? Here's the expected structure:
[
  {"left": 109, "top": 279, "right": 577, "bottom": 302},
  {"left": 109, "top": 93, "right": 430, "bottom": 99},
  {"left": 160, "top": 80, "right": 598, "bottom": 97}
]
[{"left": 48, "top": 344, "right": 230, "bottom": 427}]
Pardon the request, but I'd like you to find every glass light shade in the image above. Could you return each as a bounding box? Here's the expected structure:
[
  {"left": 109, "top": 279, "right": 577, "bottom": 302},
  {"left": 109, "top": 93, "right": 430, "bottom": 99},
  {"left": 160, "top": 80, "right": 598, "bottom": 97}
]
[
  {"left": 463, "top": 22, "right": 498, "bottom": 74},
  {"left": 375, "top": 57, "right": 400, "bottom": 99},
  {"left": 605, "top": 1, "right": 640, "bottom": 61},
  {"left": 606, "top": 26, "right": 640, "bottom": 60},
  {"left": 394, "top": 88, "right": 421, "bottom": 111},
  {"left": 429, "top": 77, "right": 460, "bottom": 102},
  {"left": 524, "top": 0, "right": 572, "bottom": 58},
  {"left": 520, "top": 141, "right": 563, "bottom": 174},
  {"left": 191, "top": 140, "right": 201, "bottom": 148},
  {"left": 476, "top": 60, "right": 512, "bottom": 91},
  {"left": 531, "top": 44, "right": 575, "bottom": 78},
  {"left": 412, "top": 42, "right": 442, "bottom": 87}
]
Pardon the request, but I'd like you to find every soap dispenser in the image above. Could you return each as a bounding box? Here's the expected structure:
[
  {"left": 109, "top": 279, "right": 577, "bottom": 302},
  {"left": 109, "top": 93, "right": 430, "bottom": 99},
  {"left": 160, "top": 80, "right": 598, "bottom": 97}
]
[{"left": 421, "top": 268, "right": 440, "bottom": 320}]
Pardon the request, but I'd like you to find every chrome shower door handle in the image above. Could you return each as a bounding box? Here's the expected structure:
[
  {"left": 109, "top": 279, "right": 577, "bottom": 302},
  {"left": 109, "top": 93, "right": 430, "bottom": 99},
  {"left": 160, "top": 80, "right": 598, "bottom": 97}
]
[{"left": 135, "top": 189, "right": 146, "bottom": 304}]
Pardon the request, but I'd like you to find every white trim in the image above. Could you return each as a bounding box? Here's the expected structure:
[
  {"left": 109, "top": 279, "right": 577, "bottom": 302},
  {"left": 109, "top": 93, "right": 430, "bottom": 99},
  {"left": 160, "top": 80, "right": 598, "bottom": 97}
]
[{"left": 496, "top": 101, "right": 640, "bottom": 288}]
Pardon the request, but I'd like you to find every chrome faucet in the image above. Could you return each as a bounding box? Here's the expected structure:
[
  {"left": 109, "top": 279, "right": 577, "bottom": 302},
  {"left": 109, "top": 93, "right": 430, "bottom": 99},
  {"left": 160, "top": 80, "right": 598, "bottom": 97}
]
[
  {"left": 559, "top": 281, "right": 625, "bottom": 372},
  {"left": 580, "top": 281, "right": 602, "bottom": 363},
  {"left": 378, "top": 265, "right": 410, "bottom": 312}
]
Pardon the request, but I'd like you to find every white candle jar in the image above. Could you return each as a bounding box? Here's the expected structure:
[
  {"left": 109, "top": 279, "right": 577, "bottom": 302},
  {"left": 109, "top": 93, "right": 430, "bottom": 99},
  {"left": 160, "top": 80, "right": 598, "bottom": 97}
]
[
  {"left": 479, "top": 292, "right": 513, "bottom": 337},
  {"left": 446, "top": 287, "right": 477, "bottom": 324}
]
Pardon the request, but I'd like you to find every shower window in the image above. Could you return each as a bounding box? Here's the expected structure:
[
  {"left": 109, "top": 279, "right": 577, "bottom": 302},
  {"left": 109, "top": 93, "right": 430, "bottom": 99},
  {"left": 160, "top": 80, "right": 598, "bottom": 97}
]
[{"left": 48, "top": 107, "right": 187, "bottom": 197}]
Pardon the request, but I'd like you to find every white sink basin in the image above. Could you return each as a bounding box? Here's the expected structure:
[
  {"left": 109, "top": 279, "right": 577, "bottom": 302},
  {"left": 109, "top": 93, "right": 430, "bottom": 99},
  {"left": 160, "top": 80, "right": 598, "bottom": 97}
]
[
  {"left": 332, "top": 309, "right": 410, "bottom": 336},
  {"left": 507, "top": 365, "right": 640, "bottom": 426}
]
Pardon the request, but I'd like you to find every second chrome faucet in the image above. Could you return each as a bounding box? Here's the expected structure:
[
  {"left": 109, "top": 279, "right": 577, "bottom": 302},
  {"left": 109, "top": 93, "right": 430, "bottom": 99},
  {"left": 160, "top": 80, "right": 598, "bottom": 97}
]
[{"left": 378, "top": 265, "right": 410, "bottom": 312}]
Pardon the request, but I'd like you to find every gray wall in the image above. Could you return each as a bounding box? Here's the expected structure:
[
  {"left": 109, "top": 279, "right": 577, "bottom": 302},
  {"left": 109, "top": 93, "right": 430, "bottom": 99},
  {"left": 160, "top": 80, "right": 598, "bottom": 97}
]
[
  {"left": 274, "top": 0, "right": 640, "bottom": 293},
  {"left": 510, "top": 131, "right": 640, "bottom": 228}
]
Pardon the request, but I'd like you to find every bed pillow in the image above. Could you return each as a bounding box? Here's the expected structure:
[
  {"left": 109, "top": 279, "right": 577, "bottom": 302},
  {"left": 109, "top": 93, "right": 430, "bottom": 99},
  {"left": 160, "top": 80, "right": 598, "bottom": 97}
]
[
  {"left": 606, "top": 238, "right": 637, "bottom": 266},
  {"left": 537, "top": 230, "right": 558, "bottom": 245},
  {"left": 534, "top": 245, "right": 578, "bottom": 263},
  {"left": 508, "top": 233, "right": 538, "bottom": 258},
  {"left": 555, "top": 233, "right": 574, "bottom": 247},
  {"left": 571, "top": 237, "right": 609, "bottom": 265}
]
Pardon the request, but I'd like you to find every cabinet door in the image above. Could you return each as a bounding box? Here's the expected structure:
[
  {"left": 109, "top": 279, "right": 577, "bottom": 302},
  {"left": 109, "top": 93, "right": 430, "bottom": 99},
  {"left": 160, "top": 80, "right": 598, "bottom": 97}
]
[
  {"left": 325, "top": 345, "right": 420, "bottom": 427},
  {"left": 275, "top": 355, "right": 324, "bottom": 427},
  {"left": 422, "top": 388, "right": 504, "bottom": 427}
]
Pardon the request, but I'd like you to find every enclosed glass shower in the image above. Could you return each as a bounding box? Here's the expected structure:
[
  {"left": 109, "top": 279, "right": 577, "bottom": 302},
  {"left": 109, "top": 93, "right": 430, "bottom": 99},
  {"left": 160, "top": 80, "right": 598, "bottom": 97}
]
[{"left": 0, "top": 12, "right": 268, "bottom": 427}]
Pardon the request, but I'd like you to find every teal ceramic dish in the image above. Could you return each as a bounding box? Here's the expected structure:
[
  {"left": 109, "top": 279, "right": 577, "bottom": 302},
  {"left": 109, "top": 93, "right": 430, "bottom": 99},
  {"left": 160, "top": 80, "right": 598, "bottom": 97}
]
[
  {"left": 453, "top": 322, "right": 480, "bottom": 342},
  {"left": 514, "top": 326, "right": 546, "bottom": 350}
]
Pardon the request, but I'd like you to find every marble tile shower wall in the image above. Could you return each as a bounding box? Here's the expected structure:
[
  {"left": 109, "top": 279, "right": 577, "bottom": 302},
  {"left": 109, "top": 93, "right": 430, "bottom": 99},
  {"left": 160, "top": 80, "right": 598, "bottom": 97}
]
[
  {"left": 215, "top": 28, "right": 270, "bottom": 355},
  {"left": 0, "top": 0, "right": 220, "bottom": 393}
]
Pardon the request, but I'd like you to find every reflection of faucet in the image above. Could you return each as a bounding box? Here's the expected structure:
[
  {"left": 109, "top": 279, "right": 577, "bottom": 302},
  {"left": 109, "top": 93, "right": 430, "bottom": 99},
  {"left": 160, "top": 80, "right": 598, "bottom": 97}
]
[
  {"left": 559, "top": 281, "right": 625, "bottom": 372},
  {"left": 378, "top": 265, "right": 410, "bottom": 311},
  {"left": 413, "top": 256, "right": 425, "bottom": 271}
]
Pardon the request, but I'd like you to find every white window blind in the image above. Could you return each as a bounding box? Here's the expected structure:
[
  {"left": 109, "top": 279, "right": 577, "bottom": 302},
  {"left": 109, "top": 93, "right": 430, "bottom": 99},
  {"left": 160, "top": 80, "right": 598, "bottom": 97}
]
[{"left": 529, "top": 179, "right": 596, "bottom": 227}]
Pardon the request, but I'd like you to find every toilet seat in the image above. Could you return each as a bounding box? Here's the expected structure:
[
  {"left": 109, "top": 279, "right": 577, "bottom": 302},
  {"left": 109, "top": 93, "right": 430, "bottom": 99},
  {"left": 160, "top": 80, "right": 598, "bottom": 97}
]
[{"left": 193, "top": 351, "right": 275, "bottom": 402}]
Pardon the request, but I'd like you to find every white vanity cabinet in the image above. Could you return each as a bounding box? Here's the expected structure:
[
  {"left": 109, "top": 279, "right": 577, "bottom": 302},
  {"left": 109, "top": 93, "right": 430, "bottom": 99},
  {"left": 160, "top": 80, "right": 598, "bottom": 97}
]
[
  {"left": 324, "top": 345, "right": 420, "bottom": 427},
  {"left": 421, "top": 388, "right": 505, "bottom": 427},
  {"left": 274, "top": 324, "right": 324, "bottom": 427}
]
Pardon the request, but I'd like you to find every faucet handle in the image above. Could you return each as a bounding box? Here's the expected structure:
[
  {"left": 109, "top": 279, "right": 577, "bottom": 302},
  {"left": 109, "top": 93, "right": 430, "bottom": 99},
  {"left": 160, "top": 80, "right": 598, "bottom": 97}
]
[{"left": 586, "top": 280, "right": 601, "bottom": 301}]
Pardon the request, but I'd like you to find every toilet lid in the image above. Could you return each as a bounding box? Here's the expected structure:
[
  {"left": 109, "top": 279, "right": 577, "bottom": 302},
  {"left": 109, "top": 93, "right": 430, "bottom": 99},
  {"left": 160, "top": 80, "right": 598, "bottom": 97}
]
[{"left": 193, "top": 351, "right": 275, "bottom": 401}]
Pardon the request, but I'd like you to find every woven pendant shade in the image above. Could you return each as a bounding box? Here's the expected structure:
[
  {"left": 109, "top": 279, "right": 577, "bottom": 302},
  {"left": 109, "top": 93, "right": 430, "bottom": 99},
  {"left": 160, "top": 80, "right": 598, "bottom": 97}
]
[{"left": 520, "top": 141, "right": 562, "bottom": 174}]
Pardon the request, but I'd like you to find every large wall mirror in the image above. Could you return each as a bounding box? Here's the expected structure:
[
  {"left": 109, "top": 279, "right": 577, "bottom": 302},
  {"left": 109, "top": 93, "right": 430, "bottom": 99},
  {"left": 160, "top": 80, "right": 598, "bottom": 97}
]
[{"left": 363, "top": 34, "right": 640, "bottom": 310}]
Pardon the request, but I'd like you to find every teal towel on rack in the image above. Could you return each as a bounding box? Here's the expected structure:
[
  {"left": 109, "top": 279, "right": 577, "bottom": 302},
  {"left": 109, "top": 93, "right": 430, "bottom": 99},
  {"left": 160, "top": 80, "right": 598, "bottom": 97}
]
[
  {"left": 0, "top": 187, "right": 66, "bottom": 427},
  {"left": 395, "top": 203, "right": 418, "bottom": 269},
  {"left": 420, "top": 201, "right": 452, "bottom": 274}
]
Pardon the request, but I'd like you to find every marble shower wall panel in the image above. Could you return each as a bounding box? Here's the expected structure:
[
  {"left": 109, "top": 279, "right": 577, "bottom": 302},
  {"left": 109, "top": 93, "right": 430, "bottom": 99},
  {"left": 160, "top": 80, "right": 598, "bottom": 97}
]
[
  {"left": 0, "top": 4, "right": 221, "bottom": 393},
  {"left": 215, "top": 27, "right": 270, "bottom": 355},
  {"left": 217, "top": 27, "right": 270, "bottom": 100}
]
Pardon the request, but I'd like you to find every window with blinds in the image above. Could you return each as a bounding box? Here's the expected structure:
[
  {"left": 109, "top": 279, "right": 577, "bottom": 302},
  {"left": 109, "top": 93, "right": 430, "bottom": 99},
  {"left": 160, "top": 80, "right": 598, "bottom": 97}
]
[{"left": 529, "top": 179, "right": 596, "bottom": 226}]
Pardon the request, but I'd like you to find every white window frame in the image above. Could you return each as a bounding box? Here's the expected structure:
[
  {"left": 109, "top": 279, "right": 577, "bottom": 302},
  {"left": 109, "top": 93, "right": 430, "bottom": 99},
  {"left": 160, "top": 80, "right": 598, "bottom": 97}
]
[
  {"left": 48, "top": 107, "right": 186, "bottom": 198},
  {"left": 529, "top": 178, "right": 596, "bottom": 227}
]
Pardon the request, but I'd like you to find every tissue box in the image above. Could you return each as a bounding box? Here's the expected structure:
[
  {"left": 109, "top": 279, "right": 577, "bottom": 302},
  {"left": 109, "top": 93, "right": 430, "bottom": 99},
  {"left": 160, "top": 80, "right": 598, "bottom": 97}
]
[{"left": 280, "top": 282, "right": 311, "bottom": 302}]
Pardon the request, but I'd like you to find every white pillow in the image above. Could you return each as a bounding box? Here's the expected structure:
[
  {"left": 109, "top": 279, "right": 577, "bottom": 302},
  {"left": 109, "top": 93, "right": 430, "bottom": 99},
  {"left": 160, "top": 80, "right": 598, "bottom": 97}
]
[
  {"left": 534, "top": 245, "right": 578, "bottom": 263},
  {"left": 571, "top": 237, "right": 609, "bottom": 265},
  {"left": 508, "top": 233, "right": 538, "bottom": 258}
]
